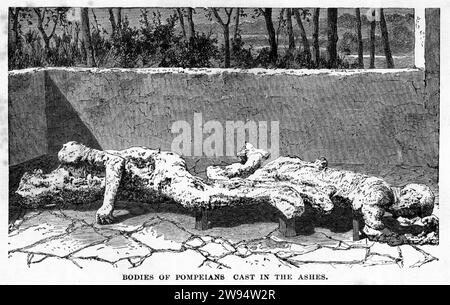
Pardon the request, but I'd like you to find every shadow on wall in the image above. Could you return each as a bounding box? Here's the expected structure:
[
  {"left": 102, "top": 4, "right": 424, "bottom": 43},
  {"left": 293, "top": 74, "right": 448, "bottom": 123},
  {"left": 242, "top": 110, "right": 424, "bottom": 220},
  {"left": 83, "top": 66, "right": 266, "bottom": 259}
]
[
  {"left": 45, "top": 72, "right": 101, "bottom": 155},
  {"left": 9, "top": 72, "right": 102, "bottom": 197}
]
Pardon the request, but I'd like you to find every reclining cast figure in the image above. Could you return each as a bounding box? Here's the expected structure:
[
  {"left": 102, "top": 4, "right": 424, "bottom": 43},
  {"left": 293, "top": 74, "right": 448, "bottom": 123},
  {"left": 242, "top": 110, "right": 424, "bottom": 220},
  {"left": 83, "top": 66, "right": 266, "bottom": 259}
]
[
  {"left": 16, "top": 141, "right": 312, "bottom": 226},
  {"left": 208, "top": 144, "right": 438, "bottom": 244},
  {"left": 16, "top": 141, "right": 438, "bottom": 245}
]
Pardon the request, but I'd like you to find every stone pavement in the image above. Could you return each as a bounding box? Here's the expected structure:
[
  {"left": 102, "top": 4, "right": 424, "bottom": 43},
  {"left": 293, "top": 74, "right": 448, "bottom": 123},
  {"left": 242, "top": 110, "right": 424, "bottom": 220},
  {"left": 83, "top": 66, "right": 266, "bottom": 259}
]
[{"left": 8, "top": 200, "right": 439, "bottom": 271}]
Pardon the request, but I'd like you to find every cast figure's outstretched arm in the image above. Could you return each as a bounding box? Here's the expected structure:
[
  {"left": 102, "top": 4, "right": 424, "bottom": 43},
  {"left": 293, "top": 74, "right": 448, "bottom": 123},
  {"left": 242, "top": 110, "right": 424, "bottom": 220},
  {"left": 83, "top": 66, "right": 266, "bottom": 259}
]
[{"left": 58, "top": 141, "right": 126, "bottom": 224}]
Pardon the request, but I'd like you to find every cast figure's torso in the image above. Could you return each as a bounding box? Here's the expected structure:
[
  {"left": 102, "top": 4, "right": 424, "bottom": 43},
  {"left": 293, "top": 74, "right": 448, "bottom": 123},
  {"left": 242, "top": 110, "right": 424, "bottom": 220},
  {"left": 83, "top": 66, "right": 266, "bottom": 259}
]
[{"left": 248, "top": 156, "right": 395, "bottom": 211}]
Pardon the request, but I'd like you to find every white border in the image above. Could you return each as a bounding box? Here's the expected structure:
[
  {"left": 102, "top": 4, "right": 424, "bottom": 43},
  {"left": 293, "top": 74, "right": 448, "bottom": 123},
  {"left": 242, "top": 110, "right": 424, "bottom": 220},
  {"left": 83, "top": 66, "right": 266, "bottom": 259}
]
[{"left": 0, "top": 0, "right": 449, "bottom": 285}]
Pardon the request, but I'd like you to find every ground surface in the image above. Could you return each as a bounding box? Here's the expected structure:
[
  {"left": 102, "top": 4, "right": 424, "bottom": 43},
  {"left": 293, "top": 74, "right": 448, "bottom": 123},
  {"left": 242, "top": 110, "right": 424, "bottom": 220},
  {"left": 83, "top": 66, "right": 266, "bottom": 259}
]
[{"left": 8, "top": 200, "right": 439, "bottom": 271}]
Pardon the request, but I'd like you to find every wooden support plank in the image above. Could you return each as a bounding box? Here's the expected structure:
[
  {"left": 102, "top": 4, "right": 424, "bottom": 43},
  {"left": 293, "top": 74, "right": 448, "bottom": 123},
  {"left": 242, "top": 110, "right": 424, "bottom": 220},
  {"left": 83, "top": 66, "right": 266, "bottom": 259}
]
[
  {"left": 279, "top": 216, "right": 296, "bottom": 237},
  {"left": 195, "top": 208, "right": 209, "bottom": 230},
  {"left": 352, "top": 218, "right": 360, "bottom": 241}
]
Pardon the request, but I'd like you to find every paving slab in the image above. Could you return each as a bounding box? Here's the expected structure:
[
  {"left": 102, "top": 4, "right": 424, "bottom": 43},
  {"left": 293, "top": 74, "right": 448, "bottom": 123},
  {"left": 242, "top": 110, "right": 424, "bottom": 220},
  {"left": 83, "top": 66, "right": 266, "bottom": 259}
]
[
  {"left": 21, "top": 226, "right": 107, "bottom": 257},
  {"left": 246, "top": 238, "right": 320, "bottom": 258},
  {"left": 199, "top": 242, "right": 234, "bottom": 258},
  {"left": 369, "top": 243, "right": 401, "bottom": 259},
  {"left": 364, "top": 253, "right": 399, "bottom": 266},
  {"left": 185, "top": 237, "right": 205, "bottom": 248},
  {"left": 131, "top": 220, "right": 192, "bottom": 250},
  {"left": 72, "top": 235, "right": 152, "bottom": 263},
  {"left": 7, "top": 204, "right": 440, "bottom": 271},
  {"left": 288, "top": 247, "right": 367, "bottom": 264}
]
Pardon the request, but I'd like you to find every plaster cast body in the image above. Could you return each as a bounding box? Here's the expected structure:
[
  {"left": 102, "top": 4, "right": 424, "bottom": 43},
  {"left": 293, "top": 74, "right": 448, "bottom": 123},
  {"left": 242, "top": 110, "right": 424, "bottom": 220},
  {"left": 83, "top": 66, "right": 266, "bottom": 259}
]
[
  {"left": 16, "top": 142, "right": 438, "bottom": 244},
  {"left": 207, "top": 144, "right": 437, "bottom": 244},
  {"left": 17, "top": 142, "right": 311, "bottom": 224}
]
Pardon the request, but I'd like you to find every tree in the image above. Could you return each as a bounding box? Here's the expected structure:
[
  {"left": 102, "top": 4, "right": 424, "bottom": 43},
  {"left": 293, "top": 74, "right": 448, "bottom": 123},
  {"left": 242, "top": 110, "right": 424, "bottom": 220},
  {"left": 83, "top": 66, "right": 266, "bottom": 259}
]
[
  {"left": 327, "top": 8, "right": 338, "bottom": 68},
  {"left": 108, "top": 8, "right": 122, "bottom": 36},
  {"left": 234, "top": 8, "right": 241, "bottom": 40},
  {"left": 312, "top": 8, "right": 320, "bottom": 66},
  {"left": 8, "top": 8, "right": 21, "bottom": 51},
  {"left": 117, "top": 8, "right": 122, "bottom": 31},
  {"left": 210, "top": 8, "right": 234, "bottom": 68},
  {"left": 293, "top": 8, "right": 311, "bottom": 64},
  {"left": 33, "top": 8, "right": 59, "bottom": 56},
  {"left": 379, "top": 8, "right": 394, "bottom": 68},
  {"left": 108, "top": 8, "right": 117, "bottom": 35},
  {"left": 369, "top": 9, "right": 376, "bottom": 68},
  {"left": 186, "top": 8, "right": 195, "bottom": 40},
  {"left": 176, "top": 8, "right": 187, "bottom": 39},
  {"left": 275, "top": 9, "right": 285, "bottom": 47},
  {"left": 91, "top": 9, "right": 100, "bottom": 33},
  {"left": 260, "top": 8, "right": 277, "bottom": 64},
  {"left": 81, "top": 7, "right": 96, "bottom": 67},
  {"left": 285, "top": 9, "right": 295, "bottom": 54},
  {"left": 355, "top": 8, "right": 364, "bottom": 68}
]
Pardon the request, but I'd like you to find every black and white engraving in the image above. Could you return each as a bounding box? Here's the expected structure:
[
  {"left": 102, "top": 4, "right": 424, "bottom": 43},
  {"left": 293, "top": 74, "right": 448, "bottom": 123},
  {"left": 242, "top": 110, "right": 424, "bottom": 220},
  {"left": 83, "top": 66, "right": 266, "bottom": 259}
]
[{"left": 6, "top": 5, "right": 441, "bottom": 280}]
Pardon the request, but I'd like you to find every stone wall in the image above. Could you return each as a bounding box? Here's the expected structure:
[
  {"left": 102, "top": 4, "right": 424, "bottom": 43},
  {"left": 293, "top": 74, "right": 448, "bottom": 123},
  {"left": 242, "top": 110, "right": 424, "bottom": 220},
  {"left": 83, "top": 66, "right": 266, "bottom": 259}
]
[
  {"left": 8, "top": 69, "right": 46, "bottom": 165},
  {"left": 8, "top": 68, "right": 439, "bottom": 192}
]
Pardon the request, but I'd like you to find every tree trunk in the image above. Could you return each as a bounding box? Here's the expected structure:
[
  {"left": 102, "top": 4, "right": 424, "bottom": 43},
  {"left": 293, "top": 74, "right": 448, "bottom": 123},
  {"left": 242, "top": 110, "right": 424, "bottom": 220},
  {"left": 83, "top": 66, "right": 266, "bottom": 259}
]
[
  {"left": 224, "top": 26, "right": 230, "bottom": 67},
  {"left": 8, "top": 9, "right": 14, "bottom": 50},
  {"left": 293, "top": 8, "right": 311, "bottom": 64},
  {"left": 117, "top": 8, "right": 122, "bottom": 31},
  {"left": 379, "top": 8, "right": 394, "bottom": 68},
  {"left": 263, "top": 8, "right": 277, "bottom": 64},
  {"left": 34, "top": 8, "right": 58, "bottom": 61},
  {"left": 108, "top": 8, "right": 117, "bottom": 35},
  {"left": 186, "top": 8, "right": 195, "bottom": 40},
  {"left": 9, "top": 8, "right": 20, "bottom": 51},
  {"left": 355, "top": 8, "right": 364, "bottom": 68},
  {"left": 43, "top": 37, "right": 51, "bottom": 53},
  {"left": 176, "top": 8, "right": 187, "bottom": 39},
  {"left": 285, "top": 8, "right": 295, "bottom": 53},
  {"left": 73, "top": 24, "right": 80, "bottom": 50},
  {"left": 312, "top": 8, "right": 320, "bottom": 66},
  {"left": 211, "top": 8, "right": 232, "bottom": 68},
  {"left": 91, "top": 9, "right": 100, "bottom": 33},
  {"left": 275, "top": 9, "right": 285, "bottom": 47},
  {"left": 234, "top": 8, "right": 240, "bottom": 40},
  {"left": 81, "top": 8, "right": 96, "bottom": 67},
  {"left": 369, "top": 12, "right": 376, "bottom": 69},
  {"left": 327, "top": 8, "right": 338, "bottom": 68}
]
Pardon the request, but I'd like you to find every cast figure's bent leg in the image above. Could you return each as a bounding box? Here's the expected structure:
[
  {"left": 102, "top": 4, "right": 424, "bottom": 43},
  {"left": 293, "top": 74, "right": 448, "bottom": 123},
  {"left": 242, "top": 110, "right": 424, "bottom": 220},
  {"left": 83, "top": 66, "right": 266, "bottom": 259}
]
[{"left": 357, "top": 189, "right": 408, "bottom": 245}]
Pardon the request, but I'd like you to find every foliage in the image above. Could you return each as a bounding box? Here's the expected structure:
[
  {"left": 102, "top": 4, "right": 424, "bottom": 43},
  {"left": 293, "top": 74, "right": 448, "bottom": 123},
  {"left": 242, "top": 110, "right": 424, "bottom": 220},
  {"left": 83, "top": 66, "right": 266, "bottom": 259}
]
[
  {"left": 109, "top": 18, "right": 142, "bottom": 67},
  {"left": 338, "top": 31, "right": 358, "bottom": 54},
  {"left": 8, "top": 7, "right": 412, "bottom": 70},
  {"left": 164, "top": 33, "right": 219, "bottom": 68},
  {"left": 230, "top": 35, "right": 255, "bottom": 68},
  {"left": 254, "top": 47, "right": 273, "bottom": 68},
  {"left": 390, "top": 25, "right": 414, "bottom": 53}
]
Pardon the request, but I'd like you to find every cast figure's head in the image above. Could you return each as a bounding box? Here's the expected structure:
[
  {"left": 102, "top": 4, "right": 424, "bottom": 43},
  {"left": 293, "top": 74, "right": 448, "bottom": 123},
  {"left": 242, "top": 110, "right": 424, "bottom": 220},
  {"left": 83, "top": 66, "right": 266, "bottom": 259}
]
[
  {"left": 237, "top": 143, "right": 271, "bottom": 164},
  {"left": 58, "top": 141, "right": 89, "bottom": 164},
  {"left": 390, "top": 183, "right": 435, "bottom": 218}
]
